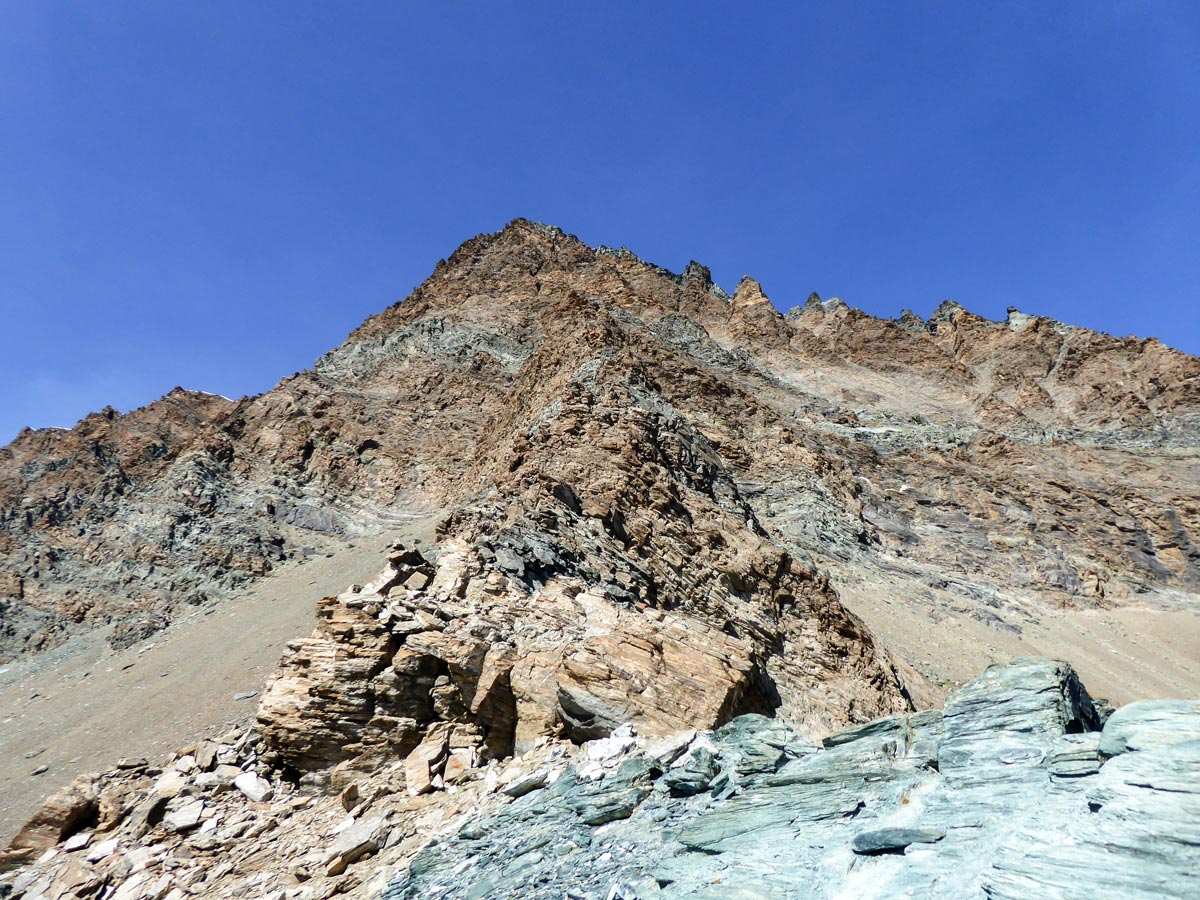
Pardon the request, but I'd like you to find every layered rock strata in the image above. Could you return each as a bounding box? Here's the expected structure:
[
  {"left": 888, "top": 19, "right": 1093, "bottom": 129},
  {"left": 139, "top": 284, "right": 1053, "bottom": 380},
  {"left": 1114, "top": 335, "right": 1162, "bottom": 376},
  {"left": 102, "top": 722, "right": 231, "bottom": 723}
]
[
  {"left": 2, "top": 220, "right": 1197, "bottom": 697},
  {"left": 389, "top": 657, "right": 1200, "bottom": 900},
  {"left": 256, "top": 541, "right": 911, "bottom": 785}
]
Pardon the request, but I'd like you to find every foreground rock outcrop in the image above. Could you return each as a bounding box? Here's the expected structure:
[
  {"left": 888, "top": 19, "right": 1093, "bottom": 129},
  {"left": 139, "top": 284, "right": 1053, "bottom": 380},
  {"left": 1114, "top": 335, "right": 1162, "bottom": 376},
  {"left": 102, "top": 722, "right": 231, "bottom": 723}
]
[
  {"left": 389, "top": 657, "right": 1200, "bottom": 899},
  {"left": 5, "top": 658, "right": 1197, "bottom": 900},
  {"left": 255, "top": 540, "right": 910, "bottom": 783}
]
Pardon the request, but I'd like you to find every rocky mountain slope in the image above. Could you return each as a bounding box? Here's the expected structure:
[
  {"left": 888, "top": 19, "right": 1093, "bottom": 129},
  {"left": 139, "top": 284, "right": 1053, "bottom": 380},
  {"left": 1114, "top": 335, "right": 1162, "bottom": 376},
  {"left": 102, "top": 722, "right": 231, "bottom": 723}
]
[
  {"left": 2, "top": 220, "right": 1199, "bottom": 898},
  {"left": 2, "top": 220, "right": 1197, "bottom": 696}
]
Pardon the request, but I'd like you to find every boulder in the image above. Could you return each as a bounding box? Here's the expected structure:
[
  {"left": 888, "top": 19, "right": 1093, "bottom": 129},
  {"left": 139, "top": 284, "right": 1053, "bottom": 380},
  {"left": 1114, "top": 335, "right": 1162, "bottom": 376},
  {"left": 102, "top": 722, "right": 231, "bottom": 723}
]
[
  {"left": 233, "top": 773, "right": 273, "bottom": 803},
  {"left": 162, "top": 799, "right": 204, "bottom": 833},
  {"left": 1098, "top": 700, "right": 1200, "bottom": 758},
  {"left": 9, "top": 775, "right": 99, "bottom": 851},
  {"left": 324, "top": 815, "right": 390, "bottom": 876}
]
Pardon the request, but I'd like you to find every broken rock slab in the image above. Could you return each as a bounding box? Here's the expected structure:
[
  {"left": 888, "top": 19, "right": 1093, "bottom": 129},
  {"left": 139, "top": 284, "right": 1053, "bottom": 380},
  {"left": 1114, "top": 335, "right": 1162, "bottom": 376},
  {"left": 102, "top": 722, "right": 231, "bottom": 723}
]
[
  {"left": 325, "top": 815, "right": 390, "bottom": 877},
  {"left": 233, "top": 772, "right": 273, "bottom": 803},
  {"left": 8, "top": 775, "right": 99, "bottom": 852},
  {"left": 851, "top": 827, "right": 946, "bottom": 854},
  {"left": 1098, "top": 699, "right": 1200, "bottom": 757},
  {"left": 162, "top": 799, "right": 205, "bottom": 834},
  {"left": 385, "top": 657, "right": 1200, "bottom": 900}
]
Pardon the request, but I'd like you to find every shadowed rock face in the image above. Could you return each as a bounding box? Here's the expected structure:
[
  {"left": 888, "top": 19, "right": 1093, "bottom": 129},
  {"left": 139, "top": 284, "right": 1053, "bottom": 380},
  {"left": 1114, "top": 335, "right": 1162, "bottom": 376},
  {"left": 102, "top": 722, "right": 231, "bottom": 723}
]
[{"left": 1, "top": 219, "right": 1197, "bottom": 682}]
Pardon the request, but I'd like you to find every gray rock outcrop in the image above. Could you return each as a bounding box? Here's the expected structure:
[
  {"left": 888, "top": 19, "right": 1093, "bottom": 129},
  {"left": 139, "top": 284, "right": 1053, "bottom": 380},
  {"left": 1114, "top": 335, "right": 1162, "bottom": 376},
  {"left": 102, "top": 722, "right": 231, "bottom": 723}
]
[{"left": 385, "top": 657, "right": 1200, "bottom": 899}]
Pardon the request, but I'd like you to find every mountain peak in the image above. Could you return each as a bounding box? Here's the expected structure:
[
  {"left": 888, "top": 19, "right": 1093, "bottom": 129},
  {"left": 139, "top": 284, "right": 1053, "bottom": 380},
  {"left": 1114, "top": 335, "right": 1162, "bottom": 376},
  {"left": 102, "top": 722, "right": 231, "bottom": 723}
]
[{"left": 2, "top": 224, "right": 1199, "bottom": 887}]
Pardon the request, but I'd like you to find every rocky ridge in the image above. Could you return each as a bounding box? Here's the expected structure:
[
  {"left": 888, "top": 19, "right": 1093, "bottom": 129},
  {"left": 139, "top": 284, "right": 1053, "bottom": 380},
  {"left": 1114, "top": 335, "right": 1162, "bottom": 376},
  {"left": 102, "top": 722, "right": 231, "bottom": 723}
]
[
  {"left": 3, "top": 220, "right": 1200, "bottom": 896},
  {"left": 252, "top": 539, "right": 907, "bottom": 785},
  {"left": 2, "top": 220, "right": 1197, "bottom": 699}
]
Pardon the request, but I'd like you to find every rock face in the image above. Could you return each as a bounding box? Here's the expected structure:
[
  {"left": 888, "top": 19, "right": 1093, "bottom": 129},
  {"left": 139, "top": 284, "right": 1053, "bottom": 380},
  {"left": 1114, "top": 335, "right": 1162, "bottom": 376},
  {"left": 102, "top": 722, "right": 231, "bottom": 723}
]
[
  {"left": 7, "top": 775, "right": 99, "bottom": 854},
  {"left": 1, "top": 220, "right": 1197, "bottom": 696},
  {"left": 386, "top": 657, "right": 1200, "bottom": 900},
  {"left": 256, "top": 538, "right": 910, "bottom": 782}
]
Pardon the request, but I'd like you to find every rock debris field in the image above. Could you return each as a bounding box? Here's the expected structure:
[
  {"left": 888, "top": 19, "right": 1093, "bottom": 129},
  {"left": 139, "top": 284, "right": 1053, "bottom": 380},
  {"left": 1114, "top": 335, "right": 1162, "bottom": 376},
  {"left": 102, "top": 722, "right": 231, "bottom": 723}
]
[{"left": 2, "top": 657, "right": 1198, "bottom": 900}]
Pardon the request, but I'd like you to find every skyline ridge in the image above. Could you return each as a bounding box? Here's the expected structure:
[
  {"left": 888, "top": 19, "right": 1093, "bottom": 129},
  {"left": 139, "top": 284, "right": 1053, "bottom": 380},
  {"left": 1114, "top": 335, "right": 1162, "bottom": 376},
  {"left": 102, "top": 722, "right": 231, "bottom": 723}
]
[{"left": 6, "top": 216, "right": 1195, "bottom": 443}]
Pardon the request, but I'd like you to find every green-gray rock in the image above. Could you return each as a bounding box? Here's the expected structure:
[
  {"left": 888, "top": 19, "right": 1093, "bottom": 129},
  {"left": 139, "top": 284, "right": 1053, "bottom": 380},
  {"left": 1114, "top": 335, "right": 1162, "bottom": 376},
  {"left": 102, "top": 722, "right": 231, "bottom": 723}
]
[{"left": 383, "top": 658, "right": 1200, "bottom": 900}]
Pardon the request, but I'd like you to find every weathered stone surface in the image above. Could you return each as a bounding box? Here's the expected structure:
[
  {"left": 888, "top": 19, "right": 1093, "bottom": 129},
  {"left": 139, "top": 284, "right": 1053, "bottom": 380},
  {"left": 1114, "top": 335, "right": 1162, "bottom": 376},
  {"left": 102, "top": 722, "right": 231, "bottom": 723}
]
[
  {"left": 162, "top": 798, "right": 204, "bottom": 833},
  {"left": 403, "top": 730, "right": 448, "bottom": 797},
  {"left": 501, "top": 769, "right": 550, "bottom": 799},
  {"left": 938, "top": 657, "right": 1100, "bottom": 777},
  {"left": 8, "top": 775, "right": 98, "bottom": 851},
  {"left": 851, "top": 827, "right": 946, "bottom": 854},
  {"left": 4, "top": 657, "right": 1199, "bottom": 900},
  {"left": 986, "top": 740, "right": 1200, "bottom": 898},
  {"left": 84, "top": 837, "right": 118, "bottom": 863},
  {"left": 383, "top": 657, "right": 1200, "bottom": 900},
  {"left": 232, "top": 772, "right": 273, "bottom": 803},
  {"left": 255, "top": 594, "right": 399, "bottom": 771},
  {"left": 663, "top": 747, "right": 719, "bottom": 796},
  {"left": 325, "top": 815, "right": 391, "bottom": 876},
  {"left": 1097, "top": 699, "right": 1200, "bottom": 757},
  {"left": 255, "top": 534, "right": 910, "bottom": 784},
  {"left": 1047, "top": 732, "right": 1104, "bottom": 779},
  {"left": 60, "top": 831, "right": 91, "bottom": 852}
]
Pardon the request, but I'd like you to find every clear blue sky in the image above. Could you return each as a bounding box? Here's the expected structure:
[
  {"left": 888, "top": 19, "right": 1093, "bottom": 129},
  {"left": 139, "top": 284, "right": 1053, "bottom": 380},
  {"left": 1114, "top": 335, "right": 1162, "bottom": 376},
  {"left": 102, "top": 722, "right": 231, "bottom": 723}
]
[{"left": 2, "top": 2, "right": 1198, "bottom": 443}]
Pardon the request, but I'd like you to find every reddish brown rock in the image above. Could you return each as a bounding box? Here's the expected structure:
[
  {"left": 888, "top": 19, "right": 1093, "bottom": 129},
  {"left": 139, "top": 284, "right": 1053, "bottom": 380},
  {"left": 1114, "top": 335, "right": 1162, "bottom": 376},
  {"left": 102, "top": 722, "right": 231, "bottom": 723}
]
[
  {"left": 9, "top": 775, "right": 99, "bottom": 852},
  {"left": 256, "top": 594, "right": 401, "bottom": 772},
  {"left": 3, "top": 221, "right": 1199, "bottom": 811}
]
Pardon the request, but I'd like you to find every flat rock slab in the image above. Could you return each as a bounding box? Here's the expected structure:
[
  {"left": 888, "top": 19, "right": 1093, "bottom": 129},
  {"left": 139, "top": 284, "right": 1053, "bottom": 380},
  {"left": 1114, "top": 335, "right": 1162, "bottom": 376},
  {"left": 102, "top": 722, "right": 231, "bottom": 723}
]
[
  {"left": 233, "top": 772, "right": 273, "bottom": 803},
  {"left": 852, "top": 827, "right": 947, "bottom": 854},
  {"left": 1098, "top": 700, "right": 1200, "bottom": 757},
  {"left": 163, "top": 799, "right": 204, "bottom": 833},
  {"left": 501, "top": 769, "right": 550, "bottom": 799}
]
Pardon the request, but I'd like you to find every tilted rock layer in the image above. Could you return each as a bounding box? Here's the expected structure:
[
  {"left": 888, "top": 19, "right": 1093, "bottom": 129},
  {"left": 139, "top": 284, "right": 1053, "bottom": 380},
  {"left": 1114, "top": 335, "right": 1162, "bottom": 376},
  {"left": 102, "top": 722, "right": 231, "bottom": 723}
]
[{"left": 255, "top": 536, "right": 905, "bottom": 787}]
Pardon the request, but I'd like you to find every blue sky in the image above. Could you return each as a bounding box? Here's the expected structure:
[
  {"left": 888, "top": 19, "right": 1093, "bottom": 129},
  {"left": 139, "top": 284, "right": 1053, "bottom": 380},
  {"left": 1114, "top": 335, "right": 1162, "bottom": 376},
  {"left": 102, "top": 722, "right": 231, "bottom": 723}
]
[{"left": 2, "top": 2, "right": 1198, "bottom": 443}]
